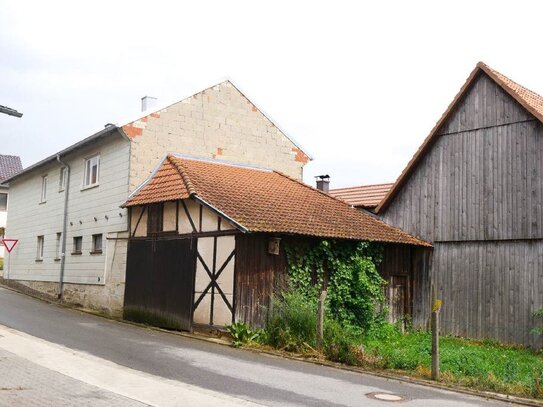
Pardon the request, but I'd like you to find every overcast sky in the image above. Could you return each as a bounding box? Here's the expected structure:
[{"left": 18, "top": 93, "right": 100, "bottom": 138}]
[{"left": 1, "top": 1, "right": 543, "bottom": 188}]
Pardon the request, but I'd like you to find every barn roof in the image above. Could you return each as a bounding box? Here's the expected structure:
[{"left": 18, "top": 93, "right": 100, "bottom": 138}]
[
  {"left": 377, "top": 62, "right": 543, "bottom": 213},
  {"left": 123, "top": 154, "right": 430, "bottom": 246},
  {"left": 329, "top": 183, "right": 393, "bottom": 209}
]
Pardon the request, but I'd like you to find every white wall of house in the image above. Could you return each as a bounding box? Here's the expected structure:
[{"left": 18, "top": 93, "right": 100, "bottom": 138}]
[
  {"left": 5, "top": 133, "right": 130, "bottom": 290},
  {"left": 0, "top": 186, "right": 9, "bottom": 259}
]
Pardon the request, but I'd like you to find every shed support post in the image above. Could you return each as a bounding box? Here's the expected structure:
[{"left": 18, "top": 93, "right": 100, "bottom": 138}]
[{"left": 317, "top": 290, "right": 327, "bottom": 349}]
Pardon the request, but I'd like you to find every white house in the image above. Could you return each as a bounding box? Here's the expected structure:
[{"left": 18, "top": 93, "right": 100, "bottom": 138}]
[
  {"left": 1, "top": 80, "right": 311, "bottom": 315},
  {"left": 0, "top": 155, "right": 22, "bottom": 259}
]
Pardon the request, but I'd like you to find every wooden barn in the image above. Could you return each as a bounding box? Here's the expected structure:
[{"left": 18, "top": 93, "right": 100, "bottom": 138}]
[
  {"left": 121, "top": 154, "right": 430, "bottom": 331},
  {"left": 374, "top": 62, "right": 543, "bottom": 347}
]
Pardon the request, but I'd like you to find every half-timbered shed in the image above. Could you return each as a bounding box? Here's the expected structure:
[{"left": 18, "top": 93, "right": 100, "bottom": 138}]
[
  {"left": 122, "top": 154, "right": 430, "bottom": 331},
  {"left": 377, "top": 62, "right": 543, "bottom": 347}
]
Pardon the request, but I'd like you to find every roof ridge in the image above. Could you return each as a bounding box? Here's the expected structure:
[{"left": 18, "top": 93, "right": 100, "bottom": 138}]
[
  {"left": 170, "top": 153, "right": 272, "bottom": 172},
  {"left": 330, "top": 182, "right": 394, "bottom": 191},
  {"left": 167, "top": 155, "right": 197, "bottom": 196}
]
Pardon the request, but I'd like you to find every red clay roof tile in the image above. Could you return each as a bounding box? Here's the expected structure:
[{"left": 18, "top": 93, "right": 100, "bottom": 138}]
[
  {"left": 124, "top": 155, "right": 430, "bottom": 246},
  {"left": 330, "top": 183, "right": 393, "bottom": 208}
]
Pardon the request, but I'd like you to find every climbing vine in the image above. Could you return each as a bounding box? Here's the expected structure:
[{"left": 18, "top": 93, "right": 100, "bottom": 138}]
[{"left": 285, "top": 239, "right": 386, "bottom": 331}]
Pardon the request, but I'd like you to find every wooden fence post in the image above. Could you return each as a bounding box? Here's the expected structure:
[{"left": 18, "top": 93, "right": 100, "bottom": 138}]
[
  {"left": 431, "top": 298, "right": 442, "bottom": 381},
  {"left": 317, "top": 290, "right": 327, "bottom": 349}
]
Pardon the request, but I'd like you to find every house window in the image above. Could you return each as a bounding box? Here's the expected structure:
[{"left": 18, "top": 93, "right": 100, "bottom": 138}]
[
  {"left": 55, "top": 232, "right": 62, "bottom": 260},
  {"left": 72, "top": 236, "right": 82, "bottom": 255},
  {"left": 0, "top": 193, "right": 7, "bottom": 211},
  {"left": 40, "top": 175, "right": 48, "bottom": 202},
  {"left": 36, "top": 236, "right": 44, "bottom": 261},
  {"left": 59, "top": 167, "right": 67, "bottom": 191},
  {"left": 147, "top": 203, "right": 164, "bottom": 235},
  {"left": 84, "top": 155, "right": 100, "bottom": 188},
  {"left": 91, "top": 234, "right": 103, "bottom": 254}
]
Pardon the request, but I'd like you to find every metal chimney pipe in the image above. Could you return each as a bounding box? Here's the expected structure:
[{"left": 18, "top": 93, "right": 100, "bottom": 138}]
[
  {"left": 315, "top": 175, "right": 330, "bottom": 193},
  {"left": 141, "top": 96, "right": 157, "bottom": 112}
]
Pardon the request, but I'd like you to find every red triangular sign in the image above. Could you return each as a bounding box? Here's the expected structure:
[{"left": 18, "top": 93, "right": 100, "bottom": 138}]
[{"left": 2, "top": 239, "right": 18, "bottom": 253}]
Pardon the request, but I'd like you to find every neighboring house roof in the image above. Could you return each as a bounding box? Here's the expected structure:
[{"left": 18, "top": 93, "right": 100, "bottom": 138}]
[
  {"left": 1, "top": 79, "right": 311, "bottom": 185},
  {"left": 123, "top": 154, "right": 430, "bottom": 246},
  {"left": 0, "top": 155, "right": 23, "bottom": 182},
  {"left": 329, "top": 183, "right": 393, "bottom": 209},
  {"left": 377, "top": 61, "right": 543, "bottom": 213},
  {"left": 0, "top": 126, "right": 122, "bottom": 185}
]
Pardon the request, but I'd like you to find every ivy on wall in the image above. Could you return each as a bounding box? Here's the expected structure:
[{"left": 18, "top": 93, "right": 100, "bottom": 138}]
[{"left": 285, "top": 239, "right": 385, "bottom": 331}]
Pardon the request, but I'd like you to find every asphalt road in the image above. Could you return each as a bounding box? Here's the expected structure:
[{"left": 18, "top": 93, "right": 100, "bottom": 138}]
[{"left": 0, "top": 287, "right": 511, "bottom": 406}]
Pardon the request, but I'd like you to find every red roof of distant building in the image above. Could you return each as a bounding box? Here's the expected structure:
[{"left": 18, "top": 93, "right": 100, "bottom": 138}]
[
  {"left": 123, "top": 155, "right": 430, "bottom": 246},
  {"left": 0, "top": 155, "right": 22, "bottom": 182},
  {"left": 330, "top": 183, "right": 393, "bottom": 209}
]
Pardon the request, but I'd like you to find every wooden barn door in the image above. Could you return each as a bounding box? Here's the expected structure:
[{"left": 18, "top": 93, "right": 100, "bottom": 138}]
[
  {"left": 388, "top": 275, "right": 409, "bottom": 325},
  {"left": 124, "top": 238, "right": 197, "bottom": 331},
  {"left": 193, "top": 235, "right": 236, "bottom": 327}
]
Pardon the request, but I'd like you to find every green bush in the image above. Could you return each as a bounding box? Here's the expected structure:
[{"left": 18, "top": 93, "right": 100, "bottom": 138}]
[
  {"left": 264, "top": 290, "right": 317, "bottom": 351},
  {"left": 322, "top": 318, "right": 362, "bottom": 365}
]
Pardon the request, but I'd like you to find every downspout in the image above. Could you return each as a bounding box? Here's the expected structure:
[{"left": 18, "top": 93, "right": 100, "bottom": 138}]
[{"left": 56, "top": 155, "right": 70, "bottom": 300}]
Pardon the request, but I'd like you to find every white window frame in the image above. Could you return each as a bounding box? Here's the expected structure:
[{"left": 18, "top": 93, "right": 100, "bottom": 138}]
[
  {"left": 83, "top": 154, "right": 100, "bottom": 189},
  {"left": 59, "top": 167, "right": 67, "bottom": 191},
  {"left": 36, "top": 236, "right": 44, "bottom": 261},
  {"left": 40, "top": 175, "right": 48, "bottom": 203}
]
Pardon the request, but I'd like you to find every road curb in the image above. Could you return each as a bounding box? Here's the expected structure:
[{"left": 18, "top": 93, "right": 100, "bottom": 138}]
[{"left": 1, "top": 282, "right": 541, "bottom": 406}]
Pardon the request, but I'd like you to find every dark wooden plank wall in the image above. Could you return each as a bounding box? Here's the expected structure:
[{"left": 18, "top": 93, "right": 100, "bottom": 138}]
[
  {"left": 433, "top": 241, "right": 543, "bottom": 348},
  {"left": 382, "top": 124, "right": 542, "bottom": 242},
  {"left": 380, "top": 72, "right": 543, "bottom": 346},
  {"left": 378, "top": 244, "right": 432, "bottom": 328},
  {"left": 234, "top": 234, "right": 288, "bottom": 327}
]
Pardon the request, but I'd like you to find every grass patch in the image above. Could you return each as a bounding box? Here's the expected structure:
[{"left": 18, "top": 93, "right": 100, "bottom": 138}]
[
  {"left": 0, "top": 258, "right": 3, "bottom": 270},
  {"left": 361, "top": 329, "right": 543, "bottom": 398}
]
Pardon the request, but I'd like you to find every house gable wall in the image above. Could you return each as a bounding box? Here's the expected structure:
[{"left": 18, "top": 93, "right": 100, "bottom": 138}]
[{"left": 125, "top": 81, "right": 309, "bottom": 190}]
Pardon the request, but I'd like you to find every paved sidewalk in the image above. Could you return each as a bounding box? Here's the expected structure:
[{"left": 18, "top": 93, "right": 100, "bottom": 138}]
[{"left": 0, "top": 348, "right": 148, "bottom": 406}]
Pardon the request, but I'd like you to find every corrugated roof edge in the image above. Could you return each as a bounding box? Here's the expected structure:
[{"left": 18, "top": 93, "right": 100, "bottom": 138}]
[{"left": 0, "top": 125, "right": 125, "bottom": 185}]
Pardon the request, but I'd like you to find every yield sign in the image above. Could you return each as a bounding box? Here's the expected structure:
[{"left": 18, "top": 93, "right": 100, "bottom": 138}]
[{"left": 1, "top": 239, "right": 18, "bottom": 253}]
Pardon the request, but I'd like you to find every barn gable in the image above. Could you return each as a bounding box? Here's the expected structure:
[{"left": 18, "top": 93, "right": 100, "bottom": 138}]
[
  {"left": 377, "top": 62, "right": 543, "bottom": 214},
  {"left": 378, "top": 63, "right": 543, "bottom": 242},
  {"left": 376, "top": 62, "right": 543, "bottom": 346},
  {"left": 437, "top": 72, "right": 533, "bottom": 135}
]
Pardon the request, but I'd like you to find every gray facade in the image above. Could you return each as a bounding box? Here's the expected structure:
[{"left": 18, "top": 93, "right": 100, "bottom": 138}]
[{"left": 380, "top": 68, "right": 543, "bottom": 347}]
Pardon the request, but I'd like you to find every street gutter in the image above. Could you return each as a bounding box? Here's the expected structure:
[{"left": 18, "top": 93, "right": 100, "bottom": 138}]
[{"left": 0, "top": 282, "right": 540, "bottom": 407}]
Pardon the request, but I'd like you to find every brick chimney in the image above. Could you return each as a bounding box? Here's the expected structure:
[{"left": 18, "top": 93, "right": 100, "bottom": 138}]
[{"left": 315, "top": 175, "right": 330, "bottom": 193}]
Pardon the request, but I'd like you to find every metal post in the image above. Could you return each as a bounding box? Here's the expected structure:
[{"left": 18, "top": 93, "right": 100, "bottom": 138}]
[{"left": 317, "top": 290, "right": 327, "bottom": 349}]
